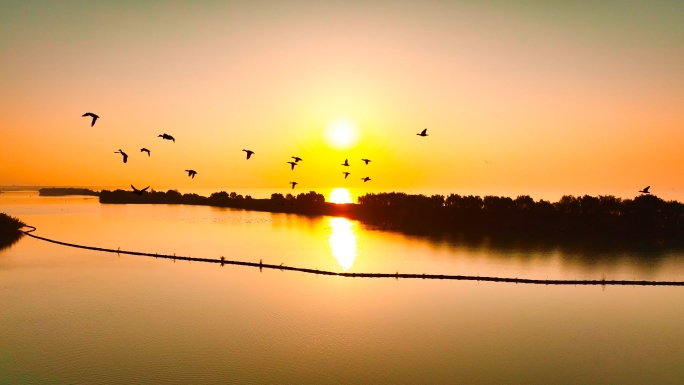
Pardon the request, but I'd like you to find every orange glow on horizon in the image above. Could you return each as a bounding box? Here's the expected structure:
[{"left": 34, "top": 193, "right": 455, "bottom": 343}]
[{"left": 0, "top": 2, "right": 683, "bottom": 201}]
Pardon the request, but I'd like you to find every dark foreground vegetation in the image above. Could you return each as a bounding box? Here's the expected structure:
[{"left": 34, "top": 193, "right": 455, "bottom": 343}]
[
  {"left": 0, "top": 213, "right": 25, "bottom": 251},
  {"left": 39, "top": 188, "right": 100, "bottom": 197},
  {"left": 100, "top": 189, "right": 684, "bottom": 246}
]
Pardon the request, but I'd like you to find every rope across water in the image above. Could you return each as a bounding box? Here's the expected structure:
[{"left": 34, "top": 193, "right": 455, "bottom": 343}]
[{"left": 20, "top": 226, "right": 684, "bottom": 287}]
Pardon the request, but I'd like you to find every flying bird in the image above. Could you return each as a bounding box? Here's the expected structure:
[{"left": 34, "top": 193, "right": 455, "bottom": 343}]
[
  {"left": 287, "top": 161, "right": 298, "bottom": 170},
  {"left": 417, "top": 128, "right": 428, "bottom": 137},
  {"left": 292, "top": 156, "right": 303, "bottom": 162},
  {"left": 639, "top": 186, "right": 651, "bottom": 194},
  {"left": 131, "top": 185, "right": 149, "bottom": 196},
  {"left": 243, "top": 149, "right": 255, "bottom": 159},
  {"left": 362, "top": 177, "right": 371, "bottom": 182},
  {"left": 343, "top": 172, "right": 350, "bottom": 179},
  {"left": 114, "top": 149, "right": 128, "bottom": 163},
  {"left": 158, "top": 133, "right": 175, "bottom": 142},
  {"left": 140, "top": 148, "right": 151, "bottom": 156},
  {"left": 82, "top": 112, "right": 99, "bottom": 127},
  {"left": 361, "top": 158, "right": 371, "bottom": 165},
  {"left": 341, "top": 159, "right": 350, "bottom": 166},
  {"left": 290, "top": 181, "right": 298, "bottom": 190},
  {"left": 185, "top": 170, "right": 197, "bottom": 179}
]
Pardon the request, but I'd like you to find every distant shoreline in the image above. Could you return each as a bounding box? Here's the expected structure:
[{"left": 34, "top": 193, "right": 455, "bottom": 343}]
[
  {"left": 0, "top": 186, "right": 108, "bottom": 193},
  {"left": 38, "top": 188, "right": 100, "bottom": 197},
  {"left": 99, "top": 189, "right": 684, "bottom": 247},
  {"left": 100, "top": 188, "right": 356, "bottom": 217}
]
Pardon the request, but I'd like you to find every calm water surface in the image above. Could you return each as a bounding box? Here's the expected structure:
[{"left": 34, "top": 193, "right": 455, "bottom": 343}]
[{"left": 1, "top": 192, "right": 684, "bottom": 384}]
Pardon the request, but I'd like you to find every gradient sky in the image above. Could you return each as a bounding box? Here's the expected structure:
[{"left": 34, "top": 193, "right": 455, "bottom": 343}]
[{"left": 1, "top": 0, "right": 683, "bottom": 198}]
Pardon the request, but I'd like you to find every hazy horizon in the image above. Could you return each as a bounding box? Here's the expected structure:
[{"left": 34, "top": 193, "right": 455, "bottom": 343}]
[{"left": 5, "top": 184, "right": 684, "bottom": 204}]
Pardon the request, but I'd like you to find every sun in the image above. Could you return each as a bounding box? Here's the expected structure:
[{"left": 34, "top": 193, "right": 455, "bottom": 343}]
[
  {"left": 329, "top": 188, "right": 352, "bottom": 204},
  {"left": 332, "top": 126, "right": 352, "bottom": 145},
  {"left": 324, "top": 118, "right": 360, "bottom": 150}
]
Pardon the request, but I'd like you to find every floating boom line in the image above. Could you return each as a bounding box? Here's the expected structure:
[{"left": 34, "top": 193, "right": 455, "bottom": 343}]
[{"left": 21, "top": 226, "right": 684, "bottom": 287}]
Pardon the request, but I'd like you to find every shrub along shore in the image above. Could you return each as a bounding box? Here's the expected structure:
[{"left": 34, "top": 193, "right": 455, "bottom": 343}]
[
  {"left": 0, "top": 213, "right": 25, "bottom": 250},
  {"left": 0, "top": 213, "right": 24, "bottom": 234},
  {"left": 99, "top": 189, "right": 684, "bottom": 245}
]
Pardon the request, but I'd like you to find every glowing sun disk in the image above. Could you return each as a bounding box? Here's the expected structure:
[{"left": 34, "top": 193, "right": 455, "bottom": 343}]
[
  {"left": 330, "top": 188, "right": 352, "bottom": 204},
  {"left": 324, "top": 118, "right": 360, "bottom": 150}
]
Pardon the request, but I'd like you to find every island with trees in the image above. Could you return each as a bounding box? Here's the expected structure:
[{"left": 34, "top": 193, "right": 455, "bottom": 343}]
[
  {"left": 99, "top": 189, "right": 684, "bottom": 246},
  {"left": 39, "top": 188, "right": 100, "bottom": 197}
]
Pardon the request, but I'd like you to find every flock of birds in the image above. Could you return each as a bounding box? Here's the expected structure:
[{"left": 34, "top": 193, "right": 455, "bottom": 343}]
[
  {"left": 82, "top": 112, "right": 430, "bottom": 193},
  {"left": 82, "top": 112, "right": 654, "bottom": 198}
]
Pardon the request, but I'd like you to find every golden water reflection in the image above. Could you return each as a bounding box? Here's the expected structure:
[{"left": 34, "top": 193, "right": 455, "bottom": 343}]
[{"left": 329, "top": 217, "right": 357, "bottom": 271}]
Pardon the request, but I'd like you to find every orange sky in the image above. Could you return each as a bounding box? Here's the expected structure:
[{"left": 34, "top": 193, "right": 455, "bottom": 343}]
[{"left": 1, "top": 1, "right": 683, "bottom": 200}]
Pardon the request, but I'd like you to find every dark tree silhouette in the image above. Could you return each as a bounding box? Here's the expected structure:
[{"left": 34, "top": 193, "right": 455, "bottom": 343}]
[
  {"left": 39, "top": 188, "right": 99, "bottom": 197},
  {"left": 0, "top": 213, "right": 25, "bottom": 251},
  {"left": 99, "top": 189, "right": 684, "bottom": 245}
]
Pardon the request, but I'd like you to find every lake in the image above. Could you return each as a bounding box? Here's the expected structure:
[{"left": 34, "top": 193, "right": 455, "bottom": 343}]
[{"left": 1, "top": 191, "right": 684, "bottom": 384}]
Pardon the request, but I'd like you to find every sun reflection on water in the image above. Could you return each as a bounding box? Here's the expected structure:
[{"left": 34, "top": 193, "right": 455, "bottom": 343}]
[{"left": 329, "top": 217, "right": 357, "bottom": 271}]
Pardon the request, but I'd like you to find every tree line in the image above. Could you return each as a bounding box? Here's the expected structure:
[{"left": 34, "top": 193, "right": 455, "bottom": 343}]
[
  {"left": 355, "top": 192, "right": 684, "bottom": 241},
  {"left": 99, "top": 188, "right": 684, "bottom": 243},
  {"left": 100, "top": 189, "right": 327, "bottom": 213}
]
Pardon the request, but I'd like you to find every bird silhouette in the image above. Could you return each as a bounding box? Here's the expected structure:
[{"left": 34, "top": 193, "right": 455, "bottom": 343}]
[
  {"left": 131, "top": 185, "right": 149, "bottom": 196},
  {"left": 185, "top": 170, "right": 197, "bottom": 179},
  {"left": 361, "top": 158, "right": 371, "bottom": 165},
  {"left": 243, "top": 149, "right": 255, "bottom": 159},
  {"left": 362, "top": 177, "right": 371, "bottom": 182},
  {"left": 417, "top": 128, "right": 428, "bottom": 137},
  {"left": 343, "top": 172, "right": 350, "bottom": 179},
  {"left": 158, "top": 133, "right": 175, "bottom": 142},
  {"left": 341, "top": 159, "right": 350, "bottom": 166},
  {"left": 140, "top": 148, "right": 151, "bottom": 156},
  {"left": 287, "top": 161, "right": 298, "bottom": 170},
  {"left": 292, "top": 156, "right": 303, "bottom": 162},
  {"left": 82, "top": 112, "right": 99, "bottom": 127},
  {"left": 114, "top": 149, "right": 128, "bottom": 163},
  {"left": 639, "top": 186, "right": 651, "bottom": 194},
  {"left": 290, "top": 181, "right": 298, "bottom": 190}
]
